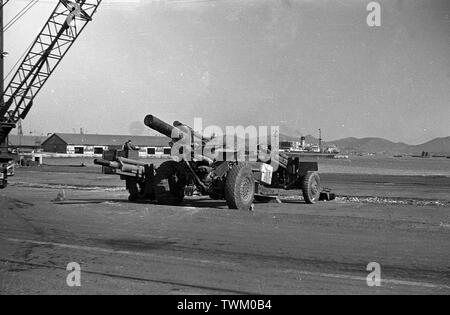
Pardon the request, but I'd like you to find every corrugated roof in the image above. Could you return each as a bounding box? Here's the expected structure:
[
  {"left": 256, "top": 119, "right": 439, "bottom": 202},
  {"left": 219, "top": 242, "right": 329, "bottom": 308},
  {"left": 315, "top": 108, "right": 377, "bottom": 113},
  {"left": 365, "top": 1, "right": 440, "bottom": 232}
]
[
  {"left": 43, "top": 133, "right": 171, "bottom": 147},
  {"left": 8, "top": 135, "right": 47, "bottom": 147}
]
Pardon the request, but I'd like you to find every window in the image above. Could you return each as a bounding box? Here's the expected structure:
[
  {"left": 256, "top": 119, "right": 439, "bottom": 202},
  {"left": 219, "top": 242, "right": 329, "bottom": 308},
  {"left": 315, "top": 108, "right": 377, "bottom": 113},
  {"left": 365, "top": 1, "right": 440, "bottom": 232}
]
[
  {"left": 163, "top": 148, "right": 171, "bottom": 155},
  {"left": 74, "top": 147, "right": 84, "bottom": 154},
  {"left": 147, "top": 148, "right": 156, "bottom": 155},
  {"left": 94, "top": 147, "right": 104, "bottom": 155}
]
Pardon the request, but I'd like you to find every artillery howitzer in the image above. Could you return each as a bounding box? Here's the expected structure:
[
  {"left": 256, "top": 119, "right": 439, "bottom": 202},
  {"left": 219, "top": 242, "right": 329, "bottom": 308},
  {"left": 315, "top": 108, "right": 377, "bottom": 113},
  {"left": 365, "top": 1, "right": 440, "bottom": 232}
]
[{"left": 95, "top": 115, "right": 332, "bottom": 210}]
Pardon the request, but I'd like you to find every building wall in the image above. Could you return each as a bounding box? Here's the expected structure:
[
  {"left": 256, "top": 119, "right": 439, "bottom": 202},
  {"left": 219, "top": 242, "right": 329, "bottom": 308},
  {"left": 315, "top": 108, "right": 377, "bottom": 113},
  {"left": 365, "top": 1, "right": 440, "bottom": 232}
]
[
  {"left": 42, "top": 136, "right": 67, "bottom": 153},
  {"left": 138, "top": 146, "right": 172, "bottom": 158},
  {"left": 42, "top": 133, "right": 172, "bottom": 156},
  {"left": 67, "top": 145, "right": 171, "bottom": 157},
  {"left": 67, "top": 145, "right": 108, "bottom": 156}
]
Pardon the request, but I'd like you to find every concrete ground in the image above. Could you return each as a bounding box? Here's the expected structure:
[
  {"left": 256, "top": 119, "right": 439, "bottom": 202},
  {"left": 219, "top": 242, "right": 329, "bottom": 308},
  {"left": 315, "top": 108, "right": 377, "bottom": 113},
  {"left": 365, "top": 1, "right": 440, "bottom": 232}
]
[{"left": 0, "top": 167, "right": 449, "bottom": 294}]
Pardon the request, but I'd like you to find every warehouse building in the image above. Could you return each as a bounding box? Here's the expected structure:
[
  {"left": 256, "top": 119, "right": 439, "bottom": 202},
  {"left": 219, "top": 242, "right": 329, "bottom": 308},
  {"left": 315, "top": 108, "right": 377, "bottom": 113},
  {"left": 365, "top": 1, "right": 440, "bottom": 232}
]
[
  {"left": 8, "top": 135, "right": 47, "bottom": 152},
  {"left": 5, "top": 135, "right": 47, "bottom": 166},
  {"left": 41, "top": 133, "right": 172, "bottom": 157}
]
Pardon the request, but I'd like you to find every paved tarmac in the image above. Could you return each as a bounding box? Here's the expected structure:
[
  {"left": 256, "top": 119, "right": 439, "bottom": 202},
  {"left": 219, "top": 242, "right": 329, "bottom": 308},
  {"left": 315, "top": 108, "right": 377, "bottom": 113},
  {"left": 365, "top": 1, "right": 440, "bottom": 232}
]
[{"left": 0, "top": 169, "right": 449, "bottom": 294}]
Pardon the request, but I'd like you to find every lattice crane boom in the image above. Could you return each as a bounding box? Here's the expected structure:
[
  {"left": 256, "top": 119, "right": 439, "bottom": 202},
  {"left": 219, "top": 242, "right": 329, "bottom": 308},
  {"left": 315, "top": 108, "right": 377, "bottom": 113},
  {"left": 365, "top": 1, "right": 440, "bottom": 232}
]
[{"left": 0, "top": 0, "right": 102, "bottom": 144}]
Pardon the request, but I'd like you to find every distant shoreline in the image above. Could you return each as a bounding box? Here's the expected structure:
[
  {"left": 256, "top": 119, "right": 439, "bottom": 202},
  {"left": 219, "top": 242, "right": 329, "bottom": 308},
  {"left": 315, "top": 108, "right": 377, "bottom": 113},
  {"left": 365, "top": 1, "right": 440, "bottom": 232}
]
[{"left": 12, "top": 154, "right": 448, "bottom": 178}]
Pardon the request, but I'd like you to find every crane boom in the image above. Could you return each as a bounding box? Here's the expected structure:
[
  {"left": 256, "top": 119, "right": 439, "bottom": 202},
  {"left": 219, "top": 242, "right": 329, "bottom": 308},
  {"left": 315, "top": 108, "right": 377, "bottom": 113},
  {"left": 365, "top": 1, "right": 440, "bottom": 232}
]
[{"left": 0, "top": 0, "right": 102, "bottom": 145}]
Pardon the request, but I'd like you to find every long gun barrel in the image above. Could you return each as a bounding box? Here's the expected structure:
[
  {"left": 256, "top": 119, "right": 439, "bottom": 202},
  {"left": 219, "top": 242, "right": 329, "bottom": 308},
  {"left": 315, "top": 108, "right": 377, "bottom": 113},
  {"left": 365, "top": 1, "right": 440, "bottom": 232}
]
[
  {"left": 94, "top": 158, "right": 146, "bottom": 177},
  {"left": 144, "top": 115, "right": 179, "bottom": 139},
  {"left": 173, "top": 121, "right": 212, "bottom": 143},
  {"left": 94, "top": 159, "right": 120, "bottom": 168}
]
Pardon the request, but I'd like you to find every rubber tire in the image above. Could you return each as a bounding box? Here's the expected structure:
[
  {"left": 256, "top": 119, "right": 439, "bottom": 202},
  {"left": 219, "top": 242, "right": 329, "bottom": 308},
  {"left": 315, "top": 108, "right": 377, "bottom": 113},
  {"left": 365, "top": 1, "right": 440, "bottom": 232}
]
[
  {"left": 224, "top": 163, "right": 255, "bottom": 210},
  {"left": 0, "top": 172, "right": 7, "bottom": 189},
  {"left": 153, "top": 161, "right": 186, "bottom": 204},
  {"left": 302, "top": 171, "right": 321, "bottom": 204},
  {"left": 127, "top": 179, "right": 148, "bottom": 202}
]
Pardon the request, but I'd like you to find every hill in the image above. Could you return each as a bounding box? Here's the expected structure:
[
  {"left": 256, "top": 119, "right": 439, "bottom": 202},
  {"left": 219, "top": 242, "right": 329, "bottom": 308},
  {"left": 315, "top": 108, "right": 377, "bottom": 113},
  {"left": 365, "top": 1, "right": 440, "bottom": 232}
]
[
  {"left": 280, "top": 134, "right": 450, "bottom": 155},
  {"left": 413, "top": 137, "right": 450, "bottom": 155},
  {"left": 328, "top": 137, "right": 411, "bottom": 154}
]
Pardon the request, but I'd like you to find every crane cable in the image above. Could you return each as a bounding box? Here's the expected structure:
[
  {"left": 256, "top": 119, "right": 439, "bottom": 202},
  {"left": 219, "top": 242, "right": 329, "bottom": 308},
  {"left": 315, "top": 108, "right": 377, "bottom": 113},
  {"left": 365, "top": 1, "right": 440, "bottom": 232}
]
[
  {"left": 2, "top": 0, "right": 41, "bottom": 84},
  {"left": 1, "top": 1, "right": 11, "bottom": 8},
  {"left": 2, "top": 0, "right": 40, "bottom": 33},
  {"left": 3, "top": 40, "right": 35, "bottom": 84}
]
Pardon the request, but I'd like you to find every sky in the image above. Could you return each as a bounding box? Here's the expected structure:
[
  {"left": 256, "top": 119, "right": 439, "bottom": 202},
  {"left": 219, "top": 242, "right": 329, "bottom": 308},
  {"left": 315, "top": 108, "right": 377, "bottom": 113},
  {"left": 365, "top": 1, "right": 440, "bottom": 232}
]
[{"left": 3, "top": 0, "right": 450, "bottom": 144}]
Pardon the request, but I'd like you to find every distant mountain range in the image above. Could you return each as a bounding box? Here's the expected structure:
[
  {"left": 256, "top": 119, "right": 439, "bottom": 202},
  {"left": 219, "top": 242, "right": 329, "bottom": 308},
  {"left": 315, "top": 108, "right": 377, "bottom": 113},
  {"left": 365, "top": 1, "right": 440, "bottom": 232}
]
[{"left": 279, "top": 134, "right": 450, "bottom": 155}]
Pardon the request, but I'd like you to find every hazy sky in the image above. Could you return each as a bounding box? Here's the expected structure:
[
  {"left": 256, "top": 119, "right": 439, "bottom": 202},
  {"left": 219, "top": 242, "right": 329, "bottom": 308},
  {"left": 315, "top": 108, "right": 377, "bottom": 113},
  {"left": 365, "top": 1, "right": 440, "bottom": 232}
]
[{"left": 4, "top": 0, "right": 450, "bottom": 144}]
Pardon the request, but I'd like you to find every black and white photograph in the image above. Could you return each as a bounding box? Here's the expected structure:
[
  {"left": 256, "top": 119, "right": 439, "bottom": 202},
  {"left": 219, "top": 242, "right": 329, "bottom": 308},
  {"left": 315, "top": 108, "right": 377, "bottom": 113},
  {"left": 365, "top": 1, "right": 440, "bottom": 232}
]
[{"left": 0, "top": 0, "right": 449, "bottom": 298}]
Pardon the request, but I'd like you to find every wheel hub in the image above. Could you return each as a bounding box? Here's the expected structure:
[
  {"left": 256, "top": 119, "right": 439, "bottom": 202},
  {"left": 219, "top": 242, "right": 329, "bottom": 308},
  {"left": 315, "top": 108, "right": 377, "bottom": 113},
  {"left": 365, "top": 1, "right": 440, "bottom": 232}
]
[{"left": 240, "top": 177, "right": 252, "bottom": 202}]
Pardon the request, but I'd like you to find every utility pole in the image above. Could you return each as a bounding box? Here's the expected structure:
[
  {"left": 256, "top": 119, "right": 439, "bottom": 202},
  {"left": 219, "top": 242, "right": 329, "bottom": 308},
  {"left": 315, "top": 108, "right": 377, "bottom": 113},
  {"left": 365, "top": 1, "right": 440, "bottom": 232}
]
[
  {"left": 318, "top": 128, "right": 322, "bottom": 153},
  {"left": 0, "top": 0, "right": 10, "bottom": 162},
  {"left": 0, "top": 0, "right": 8, "bottom": 168},
  {"left": 0, "top": 0, "right": 5, "bottom": 155},
  {"left": 1, "top": 0, "right": 4, "bottom": 110}
]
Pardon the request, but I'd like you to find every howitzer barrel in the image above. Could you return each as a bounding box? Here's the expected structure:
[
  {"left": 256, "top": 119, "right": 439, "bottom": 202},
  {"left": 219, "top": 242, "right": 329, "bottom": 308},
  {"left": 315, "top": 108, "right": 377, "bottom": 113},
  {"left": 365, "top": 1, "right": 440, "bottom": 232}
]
[
  {"left": 144, "top": 115, "right": 178, "bottom": 139},
  {"left": 173, "top": 121, "right": 212, "bottom": 143},
  {"left": 94, "top": 158, "right": 144, "bottom": 176},
  {"left": 117, "top": 157, "right": 149, "bottom": 167},
  {"left": 94, "top": 159, "right": 120, "bottom": 169}
]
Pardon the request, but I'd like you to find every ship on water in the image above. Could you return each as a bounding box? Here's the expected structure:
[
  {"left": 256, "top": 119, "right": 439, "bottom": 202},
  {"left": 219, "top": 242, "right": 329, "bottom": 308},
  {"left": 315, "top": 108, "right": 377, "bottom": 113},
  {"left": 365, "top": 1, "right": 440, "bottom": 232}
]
[{"left": 280, "top": 130, "right": 340, "bottom": 159}]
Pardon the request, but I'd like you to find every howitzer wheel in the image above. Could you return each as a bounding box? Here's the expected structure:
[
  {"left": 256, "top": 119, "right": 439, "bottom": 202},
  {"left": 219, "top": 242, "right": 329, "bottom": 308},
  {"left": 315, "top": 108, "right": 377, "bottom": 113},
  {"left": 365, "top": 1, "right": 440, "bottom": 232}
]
[
  {"left": 224, "top": 163, "right": 255, "bottom": 210},
  {"left": 0, "top": 168, "right": 7, "bottom": 189},
  {"left": 153, "top": 161, "right": 186, "bottom": 204},
  {"left": 302, "top": 171, "right": 321, "bottom": 204},
  {"left": 127, "top": 179, "right": 149, "bottom": 202}
]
